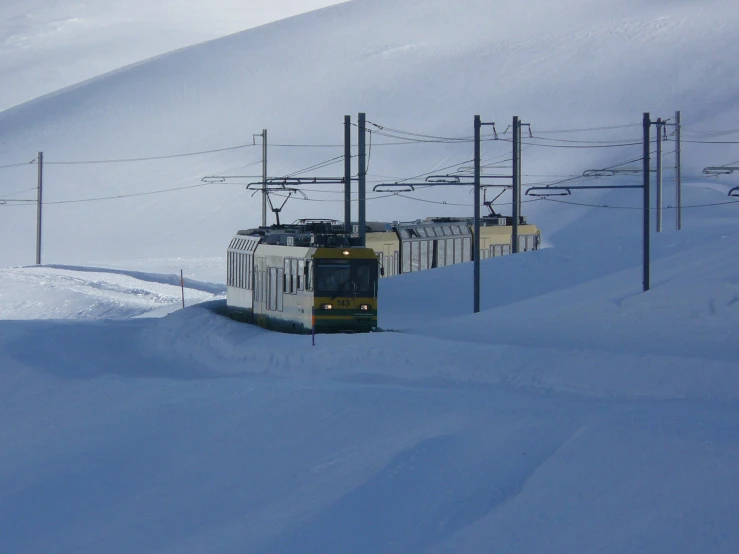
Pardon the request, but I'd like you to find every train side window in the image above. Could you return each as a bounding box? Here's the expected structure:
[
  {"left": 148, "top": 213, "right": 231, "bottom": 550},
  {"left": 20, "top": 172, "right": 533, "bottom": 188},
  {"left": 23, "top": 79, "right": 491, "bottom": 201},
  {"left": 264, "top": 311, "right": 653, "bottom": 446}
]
[
  {"left": 297, "top": 259, "right": 305, "bottom": 290},
  {"left": 454, "top": 238, "right": 462, "bottom": 264},
  {"left": 283, "top": 259, "right": 290, "bottom": 293},
  {"left": 305, "top": 260, "right": 313, "bottom": 291},
  {"left": 277, "top": 269, "right": 284, "bottom": 311},
  {"left": 410, "top": 241, "right": 420, "bottom": 272},
  {"left": 420, "top": 240, "right": 429, "bottom": 270},
  {"left": 241, "top": 254, "right": 249, "bottom": 289},
  {"left": 269, "top": 267, "right": 279, "bottom": 311},
  {"left": 246, "top": 254, "right": 252, "bottom": 290},
  {"left": 292, "top": 259, "right": 298, "bottom": 294},
  {"left": 437, "top": 240, "right": 446, "bottom": 267}
]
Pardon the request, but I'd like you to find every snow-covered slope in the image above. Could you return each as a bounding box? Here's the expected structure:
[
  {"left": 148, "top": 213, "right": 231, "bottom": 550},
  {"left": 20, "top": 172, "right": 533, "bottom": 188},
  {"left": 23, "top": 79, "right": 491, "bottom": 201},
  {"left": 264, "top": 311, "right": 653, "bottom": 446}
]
[
  {"left": 2, "top": 0, "right": 739, "bottom": 552},
  {"left": 1, "top": 0, "right": 738, "bottom": 269},
  {"left": 0, "top": 0, "right": 346, "bottom": 111},
  {"left": 1, "top": 226, "right": 739, "bottom": 553}
]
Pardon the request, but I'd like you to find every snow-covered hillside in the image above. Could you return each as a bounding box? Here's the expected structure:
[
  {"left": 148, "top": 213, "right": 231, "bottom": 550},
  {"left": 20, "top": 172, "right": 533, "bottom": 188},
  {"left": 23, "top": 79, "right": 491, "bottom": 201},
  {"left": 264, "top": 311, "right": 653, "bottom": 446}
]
[
  {"left": 1, "top": 0, "right": 739, "bottom": 269},
  {"left": 2, "top": 0, "right": 739, "bottom": 552},
  {"left": 0, "top": 0, "right": 346, "bottom": 111}
]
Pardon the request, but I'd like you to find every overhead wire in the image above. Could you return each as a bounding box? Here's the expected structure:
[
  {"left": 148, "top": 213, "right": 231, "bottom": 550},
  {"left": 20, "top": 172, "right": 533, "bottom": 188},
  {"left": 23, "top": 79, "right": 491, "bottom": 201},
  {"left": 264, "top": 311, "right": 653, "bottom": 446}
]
[
  {"left": 43, "top": 144, "right": 255, "bottom": 165},
  {"left": 543, "top": 197, "right": 739, "bottom": 210}
]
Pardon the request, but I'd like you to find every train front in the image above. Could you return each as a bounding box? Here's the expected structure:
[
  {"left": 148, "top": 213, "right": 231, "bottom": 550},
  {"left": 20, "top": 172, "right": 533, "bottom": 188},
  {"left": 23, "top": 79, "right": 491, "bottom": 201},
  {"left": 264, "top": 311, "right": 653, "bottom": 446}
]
[{"left": 312, "top": 247, "right": 379, "bottom": 333}]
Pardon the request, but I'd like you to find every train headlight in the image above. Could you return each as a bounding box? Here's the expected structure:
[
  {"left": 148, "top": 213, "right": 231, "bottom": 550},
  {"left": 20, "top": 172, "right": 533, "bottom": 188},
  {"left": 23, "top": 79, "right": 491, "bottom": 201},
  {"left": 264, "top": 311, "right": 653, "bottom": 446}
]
[
  {"left": 360, "top": 304, "right": 370, "bottom": 311},
  {"left": 321, "top": 303, "right": 333, "bottom": 310}
]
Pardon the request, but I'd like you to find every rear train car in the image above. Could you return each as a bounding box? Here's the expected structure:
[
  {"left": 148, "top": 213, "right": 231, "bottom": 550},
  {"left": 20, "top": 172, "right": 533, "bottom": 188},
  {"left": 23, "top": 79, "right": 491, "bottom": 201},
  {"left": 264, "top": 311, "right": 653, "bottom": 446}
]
[{"left": 365, "top": 215, "right": 541, "bottom": 277}]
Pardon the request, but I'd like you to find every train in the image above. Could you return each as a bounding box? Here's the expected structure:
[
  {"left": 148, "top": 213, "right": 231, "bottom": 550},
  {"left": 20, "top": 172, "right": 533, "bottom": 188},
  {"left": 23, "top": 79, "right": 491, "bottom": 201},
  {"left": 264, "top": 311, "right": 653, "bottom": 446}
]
[
  {"left": 226, "top": 215, "right": 540, "bottom": 334},
  {"left": 226, "top": 221, "right": 379, "bottom": 334}
]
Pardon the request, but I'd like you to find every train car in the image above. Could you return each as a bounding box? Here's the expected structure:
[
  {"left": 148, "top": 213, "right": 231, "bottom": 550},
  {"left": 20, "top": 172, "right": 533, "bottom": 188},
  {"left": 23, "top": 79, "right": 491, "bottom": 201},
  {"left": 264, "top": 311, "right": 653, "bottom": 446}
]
[
  {"left": 364, "top": 215, "right": 541, "bottom": 277},
  {"left": 226, "top": 221, "right": 379, "bottom": 334}
]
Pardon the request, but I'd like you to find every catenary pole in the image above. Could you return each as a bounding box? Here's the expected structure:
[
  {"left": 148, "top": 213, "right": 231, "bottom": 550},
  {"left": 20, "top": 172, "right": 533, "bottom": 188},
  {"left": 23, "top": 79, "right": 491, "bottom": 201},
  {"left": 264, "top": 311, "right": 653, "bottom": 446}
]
[
  {"left": 261, "top": 129, "right": 267, "bottom": 226},
  {"left": 518, "top": 119, "right": 523, "bottom": 223},
  {"left": 656, "top": 118, "right": 663, "bottom": 233},
  {"left": 512, "top": 116, "right": 519, "bottom": 254},
  {"left": 36, "top": 151, "right": 43, "bottom": 265},
  {"left": 643, "top": 113, "right": 651, "bottom": 292},
  {"left": 675, "top": 110, "right": 682, "bottom": 230},
  {"left": 344, "top": 115, "right": 352, "bottom": 234},
  {"left": 358, "top": 112, "right": 366, "bottom": 246},
  {"left": 473, "top": 115, "right": 481, "bottom": 313}
]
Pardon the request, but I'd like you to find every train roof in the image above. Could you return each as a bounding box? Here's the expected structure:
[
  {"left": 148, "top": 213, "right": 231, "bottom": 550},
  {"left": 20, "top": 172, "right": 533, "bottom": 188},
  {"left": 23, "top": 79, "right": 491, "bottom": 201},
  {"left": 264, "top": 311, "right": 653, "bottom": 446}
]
[{"left": 233, "top": 220, "right": 354, "bottom": 248}]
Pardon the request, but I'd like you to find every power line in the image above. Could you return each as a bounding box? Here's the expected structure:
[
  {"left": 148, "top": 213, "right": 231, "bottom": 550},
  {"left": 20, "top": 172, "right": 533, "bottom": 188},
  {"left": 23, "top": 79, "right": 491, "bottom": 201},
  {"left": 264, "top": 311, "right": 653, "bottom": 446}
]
[
  {"left": 393, "top": 193, "right": 543, "bottom": 208},
  {"left": 395, "top": 158, "right": 475, "bottom": 184},
  {"left": 39, "top": 182, "right": 217, "bottom": 205},
  {"left": 533, "top": 123, "right": 641, "bottom": 134},
  {"left": 683, "top": 139, "right": 739, "bottom": 145},
  {"left": 43, "top": 144, "right": 255, "bottom": 165},
  {"left": 266, "top": 191, "right": 399, "bottom": 203},
  {"left": 366, "top": 120, "right": 475, "bottom": 142},
  {"left": 0, "top": 186, "right": 37, "bottom": 197},
  {"left": 500, "top": 138, "right": 642, "bottom": 149},
  {"left": 682, "top": 127, "right": 739, "bottom": 138},
  {"left": 0, "top": 161, "right": 35, "bottom": 170},
  {"left": 543, "top": 197, "right": 739, "bottom": 210},
  {"left": 280, "top": 155, "right": 350, "bottom": 179},
  {"left": 529, "top": 136, "right": 641, "bottom": 145}
]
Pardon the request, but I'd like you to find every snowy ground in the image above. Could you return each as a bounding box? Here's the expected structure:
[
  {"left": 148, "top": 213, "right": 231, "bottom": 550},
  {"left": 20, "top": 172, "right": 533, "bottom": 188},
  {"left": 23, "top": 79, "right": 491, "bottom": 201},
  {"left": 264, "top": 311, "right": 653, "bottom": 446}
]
[
  {"left": 2, "top": 0, "right": 739, "bottom": 552},
  {"left": 2, "top": 207, "right": 739, "bottom": 552}
]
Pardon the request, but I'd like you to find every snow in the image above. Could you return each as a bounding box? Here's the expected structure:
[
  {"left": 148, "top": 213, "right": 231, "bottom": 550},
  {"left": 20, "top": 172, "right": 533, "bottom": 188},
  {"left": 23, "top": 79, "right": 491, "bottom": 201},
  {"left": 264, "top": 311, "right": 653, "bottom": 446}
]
[{"left": 1, "top": 0, "right": 739, "bottom": 552}]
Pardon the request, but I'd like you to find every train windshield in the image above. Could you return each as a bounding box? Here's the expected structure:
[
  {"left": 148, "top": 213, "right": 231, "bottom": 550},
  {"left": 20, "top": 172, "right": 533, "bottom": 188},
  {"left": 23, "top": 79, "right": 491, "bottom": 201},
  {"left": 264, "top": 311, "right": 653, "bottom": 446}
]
[{"left": 315, "top": 261, "right": 376, "bottom": 296}]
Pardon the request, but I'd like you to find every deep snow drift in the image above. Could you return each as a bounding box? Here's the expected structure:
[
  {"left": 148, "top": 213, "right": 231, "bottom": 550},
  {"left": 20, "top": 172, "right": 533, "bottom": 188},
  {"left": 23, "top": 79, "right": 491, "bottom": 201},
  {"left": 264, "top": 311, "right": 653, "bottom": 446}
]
[{"left": 2, "top": 224, "right": 739, "bottom": 553}]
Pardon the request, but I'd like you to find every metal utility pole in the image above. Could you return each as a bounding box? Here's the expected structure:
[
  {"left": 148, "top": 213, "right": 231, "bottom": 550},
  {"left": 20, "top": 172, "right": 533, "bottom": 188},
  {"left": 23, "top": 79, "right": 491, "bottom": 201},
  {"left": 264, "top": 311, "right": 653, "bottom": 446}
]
[
  {"left": 344, "top": 115, "right": 352, "bottom": 234},
  {"left": 358, "top": 112, "right": 366, "bottom": 246},
  {"left": 252, "top": 130, "right": 268, "bottom": 226},
  {"left": 261, "top": 129, "right": 267, "bottom": 226},
  {"left": 656, "top": 118, "right": 663, "bottom": 233},
  {"left": 512, "top": 116, "right": 520, "bottom": 253},
  {"left": 643, "top": 113, "right": 651, "bottom": 292},
  {"left": 517, "top": 120, "right": 523, "bottom": 222},
  {"left": 473, "top": 115, "right": 481, "bottom": 313},
  {"left": 36, "top": 151, "right": 43, "bottom": 265},
  {"left": 675, "top": 110, "right": 682, "bottom": 230}
]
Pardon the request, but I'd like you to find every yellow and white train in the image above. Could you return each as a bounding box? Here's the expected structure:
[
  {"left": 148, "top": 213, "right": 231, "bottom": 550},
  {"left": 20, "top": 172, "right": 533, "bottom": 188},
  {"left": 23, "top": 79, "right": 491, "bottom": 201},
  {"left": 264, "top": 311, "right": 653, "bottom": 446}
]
[
  {"left": 226, "top": 216, "right": 540, "bottom": 334},
  {"left": 226, "top": 221, "right": 379, "bottom": 334}
]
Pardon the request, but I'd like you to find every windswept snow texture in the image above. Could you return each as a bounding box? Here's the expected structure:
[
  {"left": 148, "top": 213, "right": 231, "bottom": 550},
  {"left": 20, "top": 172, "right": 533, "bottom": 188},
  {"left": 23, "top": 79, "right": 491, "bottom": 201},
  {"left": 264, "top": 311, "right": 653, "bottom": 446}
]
[
  {"left": 1, "top": 230, "right": 739, "bottom": 553},
  {"left": 2, "top": 0, "right": 739, "bottom": 552}
]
